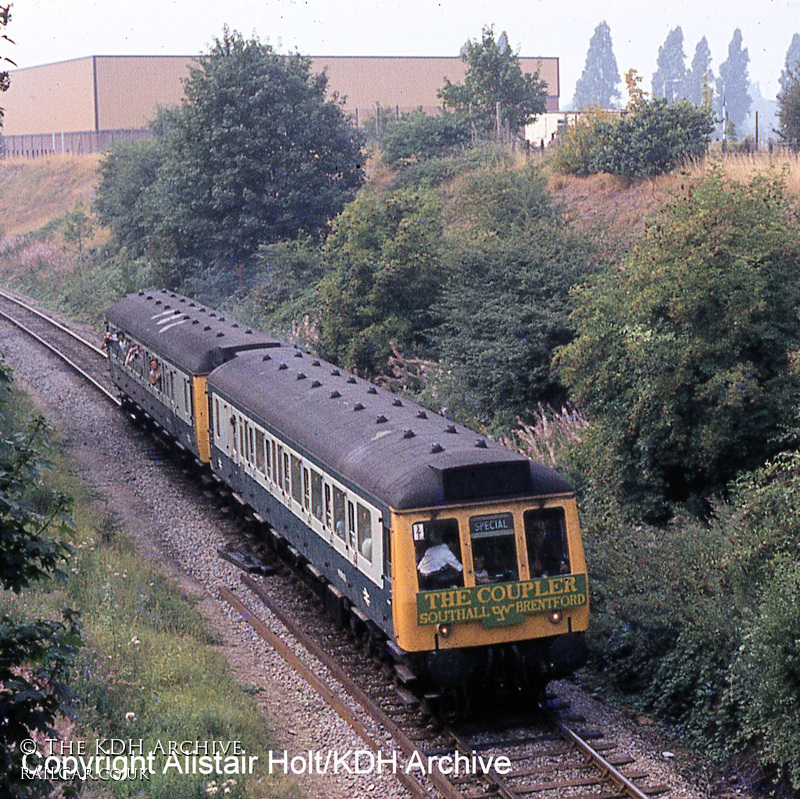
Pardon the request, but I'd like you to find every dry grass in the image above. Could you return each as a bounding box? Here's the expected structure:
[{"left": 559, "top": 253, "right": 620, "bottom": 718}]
[
  {"left": 544, "top": 151, "right": 800, "bottom": 248},
  {"left": 0, "top": 153, "right": 101, "bottom": 236}
]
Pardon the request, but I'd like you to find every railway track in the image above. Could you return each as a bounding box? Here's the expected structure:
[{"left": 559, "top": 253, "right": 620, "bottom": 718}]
[
  {"left": 0, "top": 287, "right": 120, "bottom": 404},
  {"left": 223, "top": 566, "right": 670, "bottom": 799},
  {"left": 1, "top": 287, "right": 675, "bottom": 799}
]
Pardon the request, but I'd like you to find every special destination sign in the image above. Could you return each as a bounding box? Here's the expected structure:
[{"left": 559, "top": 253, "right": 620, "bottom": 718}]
[{"left": 416, "top": 574, "right": 588, "bottom": 628}]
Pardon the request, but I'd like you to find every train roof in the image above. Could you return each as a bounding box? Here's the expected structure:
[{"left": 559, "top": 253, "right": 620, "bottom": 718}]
[
  {"left": 208, "top": 346, "right": 574, "bottom": 511},
  {"left": 106, "top": 290, "right": 280, "bottom": 374}
]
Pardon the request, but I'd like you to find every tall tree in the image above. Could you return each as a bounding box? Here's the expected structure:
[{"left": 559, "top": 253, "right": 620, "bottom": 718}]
[
  {"left": 778, "top": 71, "right": 800, "bottom": 147},
  {"left": 96, "top": 28, "right": 365, "bottom": 288},
  {"left": 685, "top": 37, "right": 714, "bottom": 106},
  {"left": 438, "top": 25, "right": 547, "bottom": 137},
  {"left": 779, "top": 33, "right": 800, "bottom": 94},
  {"left": 573, "top": 21, "right": 621, "bottom": 109},
  {"left": 652, "top": 27, "right": 687, "bottom": 101},
  {"left": 717, "top": 29, "right": 751, "bottom": 135}
]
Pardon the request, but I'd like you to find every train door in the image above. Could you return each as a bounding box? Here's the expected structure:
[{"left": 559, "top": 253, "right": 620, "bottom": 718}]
[{"left": 346, "top": 500, "right": 358, "bottom": 565}]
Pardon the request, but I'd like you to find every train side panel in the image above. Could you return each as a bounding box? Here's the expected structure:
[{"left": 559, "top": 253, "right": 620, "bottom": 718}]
[{"left": 209, "top": 387, "right": 395, "bottom": 636}]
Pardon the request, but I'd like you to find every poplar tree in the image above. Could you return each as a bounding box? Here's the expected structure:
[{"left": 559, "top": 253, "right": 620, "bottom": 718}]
[
  {"left": 717, "top": 29, "right": 751, "bottom": 135},
  {"left": 652, "top": 27, "right": 687, "bottom": 101},
  {"left": 685, "top": 37, "right": 714, "bottom": 106},
  {"left": 573, "top": 21, "right": 621, "bottom": 109},
  {"left": 779, "top": 33, "right": 800, "bottom": 94}
]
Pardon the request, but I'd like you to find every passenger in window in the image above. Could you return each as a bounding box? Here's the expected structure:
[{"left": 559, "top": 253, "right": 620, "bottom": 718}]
[
  {"left": 360, "top": 536, "right": 372, "bottom": 560},
  {"left": 149, "top": 358, "right": 162, "bottom": 389},
  {"left": 102, "top": 331, "right": 121, "bottom": 357},
  {"left": 540, "top": 526, "right": 569, "bottom": 575},
  {"left": 417, "top": 532, "right": 462, "bottom": 589},
  {"left": 124, "top": 343, "right": 140, "bottom": 367},
  {"left": 474, "top": 556, "right": 490, "bottom": 585}
]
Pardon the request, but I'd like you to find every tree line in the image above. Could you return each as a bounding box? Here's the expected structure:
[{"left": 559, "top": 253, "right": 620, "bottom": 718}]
[{"left": 574, "top": 21, "right": 800, "bottom": 145}]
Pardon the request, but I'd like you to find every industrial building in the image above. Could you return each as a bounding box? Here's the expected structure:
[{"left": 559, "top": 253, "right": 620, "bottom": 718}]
[{"left": 1, "top": 53, "right": 559, "bottom": 156}]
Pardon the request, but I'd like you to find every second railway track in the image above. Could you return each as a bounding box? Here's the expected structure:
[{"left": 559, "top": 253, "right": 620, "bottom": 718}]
[{"left": 0, "top": 287, "right": 119, "bottom": 403}]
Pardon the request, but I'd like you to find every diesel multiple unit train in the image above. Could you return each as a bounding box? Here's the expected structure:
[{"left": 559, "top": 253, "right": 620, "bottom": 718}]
[{"left": 106, "top": 289, "right": 589, "bottom": 697}]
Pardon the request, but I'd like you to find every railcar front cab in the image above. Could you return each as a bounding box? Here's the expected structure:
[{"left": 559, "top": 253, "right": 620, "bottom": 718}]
[{"left": 391, "top": 464, "right": 589, "bottom": 689}]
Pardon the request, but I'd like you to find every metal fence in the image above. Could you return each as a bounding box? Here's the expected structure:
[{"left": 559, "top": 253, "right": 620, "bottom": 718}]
[{"left": 0, "top": 128, "right": 153, "bottom": 158}]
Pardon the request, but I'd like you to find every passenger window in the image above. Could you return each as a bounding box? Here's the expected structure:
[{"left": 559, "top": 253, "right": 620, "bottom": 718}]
[
  {"left": 524, "top": 508, "right": 570, "bottom": 577},
  {"left": 265, "top": 436, "right": 272, "bottom": 479},
  {"left": 271, "top": 440, "right": 278, "bottom": 484},
  {"left": 291, "top": 456, "right": 303, "bottom": 504},
  {"left": 333, "top": 487, "right": 346, "bottom": 540},
  {"left": 357, "top": 504, "right": 372, "bottom": 562},
  {"left": 255, "top": 430, "right": 265, "bottom": 474},
  {"left": 413, "top": 518, "right": 464, "bottom": 590},
  {"left": 469, "top": 513, "right": 519, "bottom": 585},
  {"left": 248, "top": 426, "right": 255, "bottom": 465},
  {"left": 148, "top": 358, "right": 162, "bottom": 391},
  {"left": 215, "top": 399, "right": 220, "bottom": 438},
  {"left": 283, "top": 452, "right": 292, "bottom": 496},
  {"left": 311, "top": 471, "right": 323, "bottom": 520},
  {"left": 230, "top": 416, "right": 237, "bottom": 456}
]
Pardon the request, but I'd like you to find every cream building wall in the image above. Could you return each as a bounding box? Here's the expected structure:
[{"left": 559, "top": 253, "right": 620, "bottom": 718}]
[{"left": 3, "top": 54, "right": 559, "bottom": 137}]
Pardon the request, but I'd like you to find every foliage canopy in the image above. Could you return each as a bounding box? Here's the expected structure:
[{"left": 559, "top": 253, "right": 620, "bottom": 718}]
[
  {"left": 651, "top": 27, "right": 686, "bottom": 101},
  {"left": 717, "top": 28, "right": 751, "bottom": 136},
  {"left": 318, "top": 185, "right": 445, "bottom": 376},
  {"left": 573, "top": 21, "right": 620, "bottom": 109},
  {"left": 434, "top": 165, "right": 593, "bottom": 428},
  {"left": 95, "top": 28, "right": 364, "bottom": 288},
  {"left": 438, "top": 26, "right": 547, "bottom": 137},
  {"left": 553, "top": 88, "right": 712, "bottom": 179},
  {"left": 778, "top": 69, "right": 800, "bottom": 147},
  {"left": 556, "top": 169, "right": 800, "bottom": 518}
]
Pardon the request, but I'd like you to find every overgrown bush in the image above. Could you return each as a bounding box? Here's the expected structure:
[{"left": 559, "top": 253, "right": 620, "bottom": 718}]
[
  {"left": 556, "top": 168, "right": 800, "bottom": 519},
  {"left": 434, "top": 164, "right": 595, "bottom": 429},
  {"left": 553, "top": 97, "right": 713, "bottom": 178},
  {"left": 380, "top": 110, "right": 471, "bottom": 166}
]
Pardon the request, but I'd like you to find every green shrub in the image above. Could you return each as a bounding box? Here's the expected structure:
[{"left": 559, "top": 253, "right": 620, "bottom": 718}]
[
  {"left": 381, "top": 110, "right": 471, "bottom": 166},
  {"left": 554, "top": 97, "right": 713, "bottom": 178},
  {"left": 556, "top": 169, "right": 800, "bottom": 518}
]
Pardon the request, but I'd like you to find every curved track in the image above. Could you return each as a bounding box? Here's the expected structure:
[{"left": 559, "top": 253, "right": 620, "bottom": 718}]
[
  {"left": 0, "top": 287, "right": 120, "bottom": 405},
  {"left": 2, "top": 287, "right": 674, "bottom": 799}
]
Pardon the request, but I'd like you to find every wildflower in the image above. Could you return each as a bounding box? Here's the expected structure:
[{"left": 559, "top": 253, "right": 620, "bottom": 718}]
[{"left": 125, "top": 712, "right": 136, "bottom": 722}]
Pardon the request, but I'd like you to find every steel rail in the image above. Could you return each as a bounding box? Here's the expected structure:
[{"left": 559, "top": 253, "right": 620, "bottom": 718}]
[
  {"left": 220, "top": 585, "right": 436, "bottom": 799},
  {"left": 237, "top": 574, "right": 467, "bottom": 799},
  {"left": 545, "top": 708, "right": 654, "bottom": 799},
  {"left": 0, "top": 287, "right": 107, "bottom": 357},
  {"left": 0, "top": 305, "right": 121, "bottom": 406}
]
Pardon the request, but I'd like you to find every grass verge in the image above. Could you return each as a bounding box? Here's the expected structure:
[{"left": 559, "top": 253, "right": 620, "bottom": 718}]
[{"left": 0, "top": 386, "right": 299, "bottom": 799}]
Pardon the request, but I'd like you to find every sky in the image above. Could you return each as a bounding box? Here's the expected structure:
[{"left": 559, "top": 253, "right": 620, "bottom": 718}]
[{"left": 5, "top": 0, "right": 800, "bottom": 106}]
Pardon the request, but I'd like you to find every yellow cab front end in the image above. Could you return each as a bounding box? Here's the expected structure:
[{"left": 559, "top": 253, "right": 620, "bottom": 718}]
[{"left": 390, "top": 494, "right": 589, "bottom": 691}]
